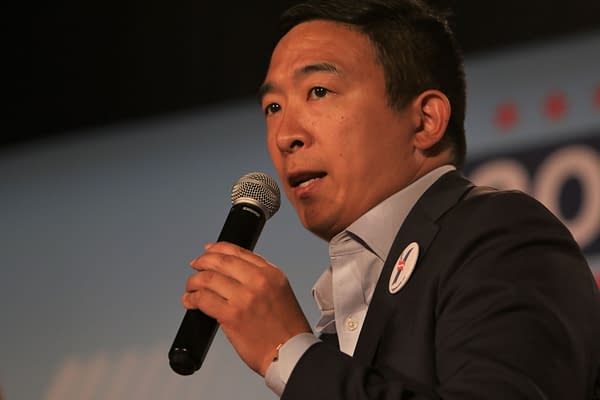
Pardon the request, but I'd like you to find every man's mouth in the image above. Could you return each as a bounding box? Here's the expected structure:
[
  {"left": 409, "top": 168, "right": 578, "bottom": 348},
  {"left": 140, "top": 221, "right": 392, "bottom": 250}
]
[{"left": 288, "top": 171, "right": 327, "bottom": 188}]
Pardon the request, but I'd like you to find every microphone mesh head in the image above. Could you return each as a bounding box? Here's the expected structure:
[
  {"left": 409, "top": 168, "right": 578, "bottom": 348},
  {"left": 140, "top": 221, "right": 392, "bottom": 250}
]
[{"left": 231, "top": 172, "right": 281, "bottom": 219}]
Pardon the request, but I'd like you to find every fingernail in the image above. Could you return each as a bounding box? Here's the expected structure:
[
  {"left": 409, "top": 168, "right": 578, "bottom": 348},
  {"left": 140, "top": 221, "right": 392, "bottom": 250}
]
[
  {"left": 181, "top": 294, "right": 189, "bottom": 308},
  {"left": 204, "top": 242, "right": 215, "bottom": 250}
]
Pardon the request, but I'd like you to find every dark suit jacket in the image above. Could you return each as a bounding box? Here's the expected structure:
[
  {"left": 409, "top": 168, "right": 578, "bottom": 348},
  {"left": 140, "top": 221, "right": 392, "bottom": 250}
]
[{"left": 283, "top": 171, "right": 600, "bottom": 399}]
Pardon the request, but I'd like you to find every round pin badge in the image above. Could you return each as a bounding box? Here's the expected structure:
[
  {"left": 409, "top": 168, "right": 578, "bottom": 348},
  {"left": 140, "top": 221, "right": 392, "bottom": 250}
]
[{"left": 388, "top": 242, "right": 419, "bottom": 294}]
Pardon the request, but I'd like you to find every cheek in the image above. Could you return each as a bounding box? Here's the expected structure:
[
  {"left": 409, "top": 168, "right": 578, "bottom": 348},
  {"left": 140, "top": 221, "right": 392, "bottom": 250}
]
[{"left": 336, "top": 118, "right": 376, "bottom": 159}]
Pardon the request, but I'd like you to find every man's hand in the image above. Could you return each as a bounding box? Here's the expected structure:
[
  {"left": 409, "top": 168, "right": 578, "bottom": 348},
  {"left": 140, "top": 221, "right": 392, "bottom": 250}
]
[{"left": 182, "top": 241, "right": 312, "bottom": 376}]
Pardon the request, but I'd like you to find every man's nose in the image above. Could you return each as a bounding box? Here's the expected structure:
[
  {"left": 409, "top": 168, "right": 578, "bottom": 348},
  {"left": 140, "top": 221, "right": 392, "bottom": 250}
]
[{"left": 275, "top": 112, "right": 311, "bottom": 153}]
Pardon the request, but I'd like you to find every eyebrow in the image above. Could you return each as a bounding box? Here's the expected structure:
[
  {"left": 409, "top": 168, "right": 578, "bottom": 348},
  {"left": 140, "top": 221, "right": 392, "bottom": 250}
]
[{"left": 257, "top": 62, "right": 340, "bottom": 103}]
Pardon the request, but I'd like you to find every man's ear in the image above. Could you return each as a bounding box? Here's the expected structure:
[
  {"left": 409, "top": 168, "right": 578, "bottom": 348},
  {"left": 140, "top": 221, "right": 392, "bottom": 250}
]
[{"left": 412, "top": 90, "right": 451, "bottom": 151}]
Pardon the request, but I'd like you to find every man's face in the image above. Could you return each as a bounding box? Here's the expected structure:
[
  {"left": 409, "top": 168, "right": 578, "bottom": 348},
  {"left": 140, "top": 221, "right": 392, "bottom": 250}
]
[{"left": 261, "top": 20, "right": 422, "bottom": 241}]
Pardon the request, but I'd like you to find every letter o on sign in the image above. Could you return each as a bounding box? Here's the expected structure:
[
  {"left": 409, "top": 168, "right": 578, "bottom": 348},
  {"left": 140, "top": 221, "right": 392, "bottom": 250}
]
[
  {"left": 468, "top": 159, "right": 530, "bottom": 193},
  {"left": 534, "top": 145, "right": 600, "bottom": 248}
]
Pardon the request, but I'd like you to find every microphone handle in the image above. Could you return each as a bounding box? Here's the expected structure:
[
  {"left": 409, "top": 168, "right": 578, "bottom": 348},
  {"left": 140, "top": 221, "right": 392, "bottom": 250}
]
[{"left": 168, "top": 202, "right": 266, "bottom": 375}]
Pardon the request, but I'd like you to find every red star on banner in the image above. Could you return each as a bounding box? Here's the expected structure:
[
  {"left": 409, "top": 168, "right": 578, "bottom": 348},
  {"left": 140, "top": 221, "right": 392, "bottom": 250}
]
[
  {"left": 494, "top": 101, "right": 518, "bottom": 132},
  {"left": 593, "top": 84, "right": 600, "bottom": 110},
  {"left": 543, "top": 91, "right": 568, "bottom": 121}
]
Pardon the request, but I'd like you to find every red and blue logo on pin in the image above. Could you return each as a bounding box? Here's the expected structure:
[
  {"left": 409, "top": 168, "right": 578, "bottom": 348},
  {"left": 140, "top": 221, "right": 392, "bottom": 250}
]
[{"left": 389, "top": 242, "right": 419, "bottom": 294}]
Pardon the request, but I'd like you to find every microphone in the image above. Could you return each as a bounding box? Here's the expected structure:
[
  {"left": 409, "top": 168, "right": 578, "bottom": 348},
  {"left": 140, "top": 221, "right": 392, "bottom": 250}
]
[{"left": 168, "top": 172, "right": 281, "bottom": 376}]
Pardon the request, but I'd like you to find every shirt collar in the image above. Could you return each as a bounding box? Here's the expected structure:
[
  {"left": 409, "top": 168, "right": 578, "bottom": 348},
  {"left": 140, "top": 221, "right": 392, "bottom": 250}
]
[{"left": 332, "top": 165, "right": 456, "bottom": 262}]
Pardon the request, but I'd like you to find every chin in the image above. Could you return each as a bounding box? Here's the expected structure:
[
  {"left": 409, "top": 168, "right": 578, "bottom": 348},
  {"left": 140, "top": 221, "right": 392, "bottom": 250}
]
[
  {"left": 304, "top": 221, "right": 339, "bottom": 242},
  {"left": 297, "top": 206, "right": 344, "bottom": 241}
]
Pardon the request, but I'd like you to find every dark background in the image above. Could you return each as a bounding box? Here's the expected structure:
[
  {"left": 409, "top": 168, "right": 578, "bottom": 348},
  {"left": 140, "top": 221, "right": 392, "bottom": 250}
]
[{"left": 14, "top": 0, "right": 600, "bottom": 149}]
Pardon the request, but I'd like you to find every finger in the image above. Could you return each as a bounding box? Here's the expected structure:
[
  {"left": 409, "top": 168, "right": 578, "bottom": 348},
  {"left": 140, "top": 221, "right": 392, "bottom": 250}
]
[
  {"left": 181, "top": 288, "right": 228, "bottom": 322},
  {"left": 190, "top": 246, "right": 274, "bottom": 285},
  {"left": 189, "top": 251, "right": 252, "bottom": 280},
  {"left": 185, "top": 269, "right": 243, "bottom": 302},
  {"left": 203, "top": 241, "right": 272, "bottom": 270}
]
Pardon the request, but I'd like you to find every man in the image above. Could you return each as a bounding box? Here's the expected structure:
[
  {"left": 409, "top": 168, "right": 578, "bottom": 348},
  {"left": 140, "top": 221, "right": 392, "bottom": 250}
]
[{"left": 182, "top": 0, "right": 600, "bottom": 398}]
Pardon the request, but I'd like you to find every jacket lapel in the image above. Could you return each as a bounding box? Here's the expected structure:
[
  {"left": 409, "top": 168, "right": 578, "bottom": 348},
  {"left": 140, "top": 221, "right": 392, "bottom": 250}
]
[{"left": 352, "top": 171, "right": 474, "bottom": 364}]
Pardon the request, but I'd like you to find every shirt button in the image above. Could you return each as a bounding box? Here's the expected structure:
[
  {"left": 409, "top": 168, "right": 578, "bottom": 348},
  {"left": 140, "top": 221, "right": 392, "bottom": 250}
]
[{"left": 345, "top": 318, "right": 359, "bottom": 331}]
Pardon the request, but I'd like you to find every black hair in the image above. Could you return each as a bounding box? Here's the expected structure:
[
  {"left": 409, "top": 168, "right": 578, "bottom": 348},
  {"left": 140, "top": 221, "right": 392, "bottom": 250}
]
[{"left": 278, "top": 0, "right": 467, "bottom": 167}]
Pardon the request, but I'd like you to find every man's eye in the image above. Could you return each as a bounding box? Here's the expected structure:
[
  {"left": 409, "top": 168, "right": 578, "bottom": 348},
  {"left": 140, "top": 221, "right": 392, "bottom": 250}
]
[
  {"left": 265, "top": 103, "right": 281, "bottom": 115},
  {"left": 309, "top": 87, "right": 329, "bottom": 99}
]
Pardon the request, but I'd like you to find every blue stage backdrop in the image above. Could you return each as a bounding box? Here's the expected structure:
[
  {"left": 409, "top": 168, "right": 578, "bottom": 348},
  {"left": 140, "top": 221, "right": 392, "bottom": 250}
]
[{"left": 1, "top": 30, "right": 599, "bottom": 400}]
